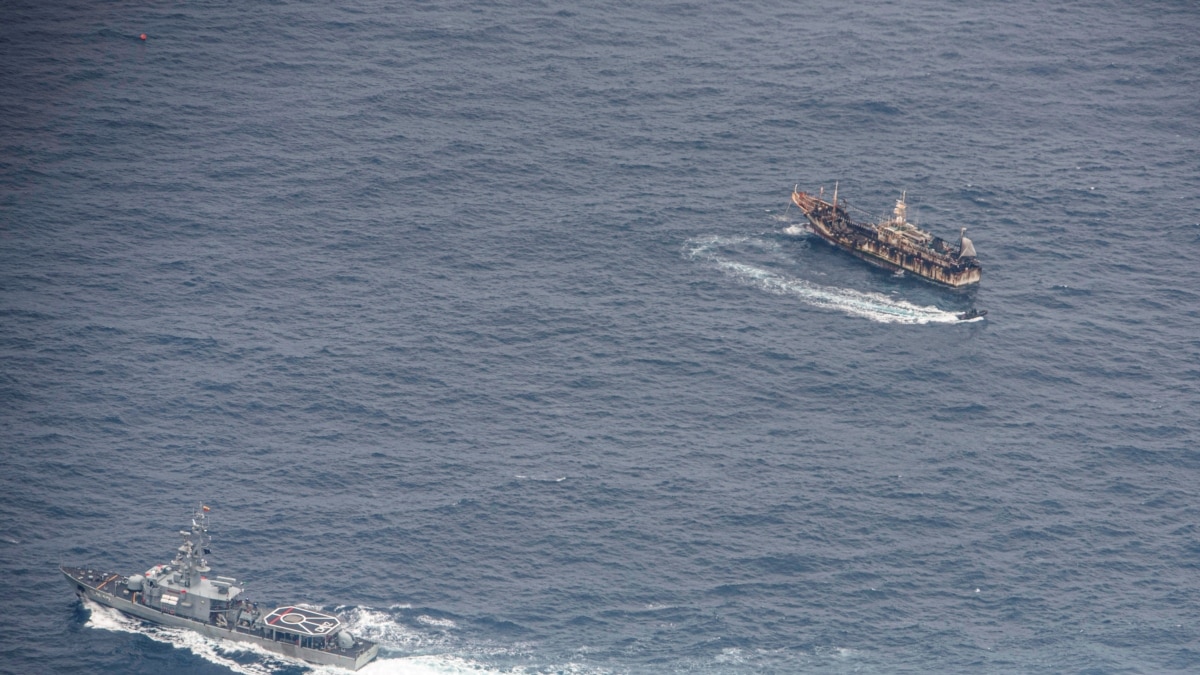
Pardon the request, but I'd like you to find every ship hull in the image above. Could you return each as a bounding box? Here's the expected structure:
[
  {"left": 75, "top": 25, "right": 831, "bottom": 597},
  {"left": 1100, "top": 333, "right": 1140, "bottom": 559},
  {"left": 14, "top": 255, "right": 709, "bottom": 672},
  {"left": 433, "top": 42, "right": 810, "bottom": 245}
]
[
  {"left": 794, "top": 191, "right": 981, "bottom": 288},
  {"left": 63, "top": 567, "right": 379, "bottom": 671}
]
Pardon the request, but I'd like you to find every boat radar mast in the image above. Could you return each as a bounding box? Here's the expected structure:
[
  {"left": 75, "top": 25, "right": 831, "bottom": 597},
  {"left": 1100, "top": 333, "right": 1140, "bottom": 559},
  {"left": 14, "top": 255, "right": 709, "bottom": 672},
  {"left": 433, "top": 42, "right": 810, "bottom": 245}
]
[{"left": 171, "top": 504, "right": 213, "bottom": 588}]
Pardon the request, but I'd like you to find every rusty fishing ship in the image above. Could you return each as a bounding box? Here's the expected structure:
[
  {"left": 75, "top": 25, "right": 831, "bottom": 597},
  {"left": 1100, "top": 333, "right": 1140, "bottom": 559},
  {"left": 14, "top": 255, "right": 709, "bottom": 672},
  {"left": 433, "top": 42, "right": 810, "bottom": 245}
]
[
  {"left": 791, "top": 183, "right": 981, "bottom": 288},
  {"left": 62, "top": 505, "right": 379, "bottom": 671}
]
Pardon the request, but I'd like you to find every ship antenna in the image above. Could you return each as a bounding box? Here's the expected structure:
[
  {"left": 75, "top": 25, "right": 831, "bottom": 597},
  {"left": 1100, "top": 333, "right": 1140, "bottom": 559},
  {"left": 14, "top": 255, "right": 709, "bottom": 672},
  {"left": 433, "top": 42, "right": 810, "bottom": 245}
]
[{"left": 175, "top": 503, "right": 213, "bottom": 587}]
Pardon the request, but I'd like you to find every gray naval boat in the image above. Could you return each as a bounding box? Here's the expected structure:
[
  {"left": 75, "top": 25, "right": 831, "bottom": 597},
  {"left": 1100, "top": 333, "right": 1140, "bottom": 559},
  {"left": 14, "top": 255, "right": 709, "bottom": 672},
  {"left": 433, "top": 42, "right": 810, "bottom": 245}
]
[{"left": 62, "top": 505, "right": 379, "bottom": 671}]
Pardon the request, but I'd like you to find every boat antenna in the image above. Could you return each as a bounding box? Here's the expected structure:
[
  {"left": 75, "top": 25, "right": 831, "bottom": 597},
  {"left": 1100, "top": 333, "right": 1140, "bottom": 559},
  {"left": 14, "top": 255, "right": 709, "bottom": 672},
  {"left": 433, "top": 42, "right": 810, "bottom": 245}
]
[{"left": 174, "top": 504, "right": 212, "bottom": 587}]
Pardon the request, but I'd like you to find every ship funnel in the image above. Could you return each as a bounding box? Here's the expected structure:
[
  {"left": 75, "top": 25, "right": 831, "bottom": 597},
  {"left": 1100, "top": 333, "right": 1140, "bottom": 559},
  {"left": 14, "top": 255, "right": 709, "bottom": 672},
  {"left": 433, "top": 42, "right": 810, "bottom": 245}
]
[{"left": 958, "top": 227, "right": 977, "bottom": 258}]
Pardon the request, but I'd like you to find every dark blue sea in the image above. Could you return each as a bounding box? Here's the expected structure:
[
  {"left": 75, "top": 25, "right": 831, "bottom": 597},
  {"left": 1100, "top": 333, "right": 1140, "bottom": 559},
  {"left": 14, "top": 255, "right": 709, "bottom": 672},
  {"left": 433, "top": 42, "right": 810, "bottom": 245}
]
[{"left": 3, "top": 1, "right": 1199, "bottom": 673}]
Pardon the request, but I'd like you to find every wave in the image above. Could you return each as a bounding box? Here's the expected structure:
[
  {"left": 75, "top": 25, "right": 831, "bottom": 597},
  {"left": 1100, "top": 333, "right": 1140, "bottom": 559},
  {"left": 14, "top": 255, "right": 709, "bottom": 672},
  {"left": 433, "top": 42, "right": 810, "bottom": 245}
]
[{"left": 684, "top": 235, "right": 963, "bottom": 325}]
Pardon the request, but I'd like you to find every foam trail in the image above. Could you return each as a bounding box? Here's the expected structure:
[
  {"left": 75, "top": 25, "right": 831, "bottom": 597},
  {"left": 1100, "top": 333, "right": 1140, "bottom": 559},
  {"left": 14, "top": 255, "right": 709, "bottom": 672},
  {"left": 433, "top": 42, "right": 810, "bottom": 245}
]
[
  {"left": 330, "top": 607, "right": 618, "bottom": 675},
  {"left": 338, "top": 655, "right": 507, "bottom": 675},
  {"left": 684, "top": 235, "right": 962, "bottom": 325},
  {"left": 316, "top": 607, "right": 513, "bottom": 675},
  {"left": 341, "top": 606, "right": 442, "bottom": 650},
  {"left": 781, "top": 223, "right": 808, "bottom": 236}
]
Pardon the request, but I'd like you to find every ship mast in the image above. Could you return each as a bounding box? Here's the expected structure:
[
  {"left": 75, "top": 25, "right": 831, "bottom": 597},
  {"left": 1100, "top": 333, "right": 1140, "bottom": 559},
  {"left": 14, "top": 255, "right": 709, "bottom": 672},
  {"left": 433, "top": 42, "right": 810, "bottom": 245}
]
[
  {"left": 831, "top": 181, "right": 838, "bottom": 222},
  {"left": 172, "top": 504, "right": 212, "bottom": 587}
]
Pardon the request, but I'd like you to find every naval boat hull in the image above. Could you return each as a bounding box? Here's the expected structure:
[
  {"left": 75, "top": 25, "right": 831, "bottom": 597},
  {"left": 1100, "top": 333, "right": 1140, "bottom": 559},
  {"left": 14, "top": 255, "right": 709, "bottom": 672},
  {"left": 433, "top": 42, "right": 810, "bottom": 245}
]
[{"left": 64, "top": 565, "right": 379, "bottom": 671}]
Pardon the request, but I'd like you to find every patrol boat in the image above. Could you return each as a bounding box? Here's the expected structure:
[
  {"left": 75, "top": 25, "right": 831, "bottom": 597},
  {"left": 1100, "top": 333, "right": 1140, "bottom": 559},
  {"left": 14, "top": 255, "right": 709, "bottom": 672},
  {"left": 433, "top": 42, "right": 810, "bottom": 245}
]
[
  {"left": 791, "top": 183, "right": 982, "bottom": 288},
  {"left": 62, "top": 505, "right": 379, "bottom": 671}
]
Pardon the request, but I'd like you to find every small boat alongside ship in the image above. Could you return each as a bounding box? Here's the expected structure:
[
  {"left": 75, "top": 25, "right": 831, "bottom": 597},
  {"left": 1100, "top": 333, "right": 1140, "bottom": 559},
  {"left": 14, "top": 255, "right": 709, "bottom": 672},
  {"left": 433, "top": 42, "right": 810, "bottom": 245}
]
[
  {"left": 62, "top": 505, "right": 379, "bottom": 671},
  {"left": 791, "top": 184, "right": 982, "bottom": 288}
]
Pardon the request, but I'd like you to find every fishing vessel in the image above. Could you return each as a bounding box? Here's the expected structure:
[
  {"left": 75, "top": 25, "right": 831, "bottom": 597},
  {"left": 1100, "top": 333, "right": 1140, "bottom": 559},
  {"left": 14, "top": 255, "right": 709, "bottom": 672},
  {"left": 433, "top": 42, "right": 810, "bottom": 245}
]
[
  {"left": 791, "top": 184, "right": 982, "bottom": 287},
  {"left": 62, "top": 505, "right": 379, "bottom": 671}
]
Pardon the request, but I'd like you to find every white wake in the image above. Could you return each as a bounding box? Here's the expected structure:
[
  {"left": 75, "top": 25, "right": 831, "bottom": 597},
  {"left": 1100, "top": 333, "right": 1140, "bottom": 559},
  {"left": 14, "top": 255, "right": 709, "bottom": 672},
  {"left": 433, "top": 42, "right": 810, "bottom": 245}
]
[{"left": 684, "top": 234, "right": 964, "bottom": 325}]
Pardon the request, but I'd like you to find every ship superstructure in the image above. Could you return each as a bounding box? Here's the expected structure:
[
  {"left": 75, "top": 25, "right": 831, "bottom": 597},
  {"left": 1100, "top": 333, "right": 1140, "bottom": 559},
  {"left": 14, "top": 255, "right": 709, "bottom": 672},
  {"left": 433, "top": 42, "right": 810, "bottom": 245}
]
[
  {"left": 62, "top": 505, "right": 379, "bottom": 670},
  {"left": 791, "top": 183, "right": 981, "bottom": 287}
]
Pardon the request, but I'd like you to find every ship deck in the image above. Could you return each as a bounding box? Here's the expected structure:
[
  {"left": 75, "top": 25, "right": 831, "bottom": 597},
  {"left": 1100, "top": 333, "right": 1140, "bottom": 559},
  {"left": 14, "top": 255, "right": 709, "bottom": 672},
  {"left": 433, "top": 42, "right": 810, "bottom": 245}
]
[{"left": 63, "top": 566, "right": 126, "bottom": 593}]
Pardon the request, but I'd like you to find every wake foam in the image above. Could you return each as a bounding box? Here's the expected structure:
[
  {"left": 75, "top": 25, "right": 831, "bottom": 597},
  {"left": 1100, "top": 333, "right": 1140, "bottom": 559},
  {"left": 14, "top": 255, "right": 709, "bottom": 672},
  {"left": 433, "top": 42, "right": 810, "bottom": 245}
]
[
  {"left": 514, "top": 474, "right": 567, "bottom": 483},
  {"left": 340, "top": 606, "right": 447, "bottom": 651},
  {"left": 684, "top": 235, "right": 963, "bottom": 325},
  {"left": 336, "top": 607, "right": 521, "bottom": 675},
  {"left": 350, "top": 655, "right": 511, "bottom": 675},
  {"left": 325, "top": 607, "right": 613, "bottom": 675}
]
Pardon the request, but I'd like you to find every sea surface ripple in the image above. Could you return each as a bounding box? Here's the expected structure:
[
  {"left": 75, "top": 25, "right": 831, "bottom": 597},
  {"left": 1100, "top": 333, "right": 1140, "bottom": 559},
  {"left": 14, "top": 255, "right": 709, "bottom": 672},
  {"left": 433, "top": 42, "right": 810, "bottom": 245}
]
[{"left": 2, "top": 1, "right": 1199, "bottom": 673}]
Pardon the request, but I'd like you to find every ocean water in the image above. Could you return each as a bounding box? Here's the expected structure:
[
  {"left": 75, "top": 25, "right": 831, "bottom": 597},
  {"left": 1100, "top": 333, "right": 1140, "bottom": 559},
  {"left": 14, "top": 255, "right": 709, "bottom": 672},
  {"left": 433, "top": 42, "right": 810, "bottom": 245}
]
[{"left": 2, "top": 1, "right": 1199, "bottom": 673}]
